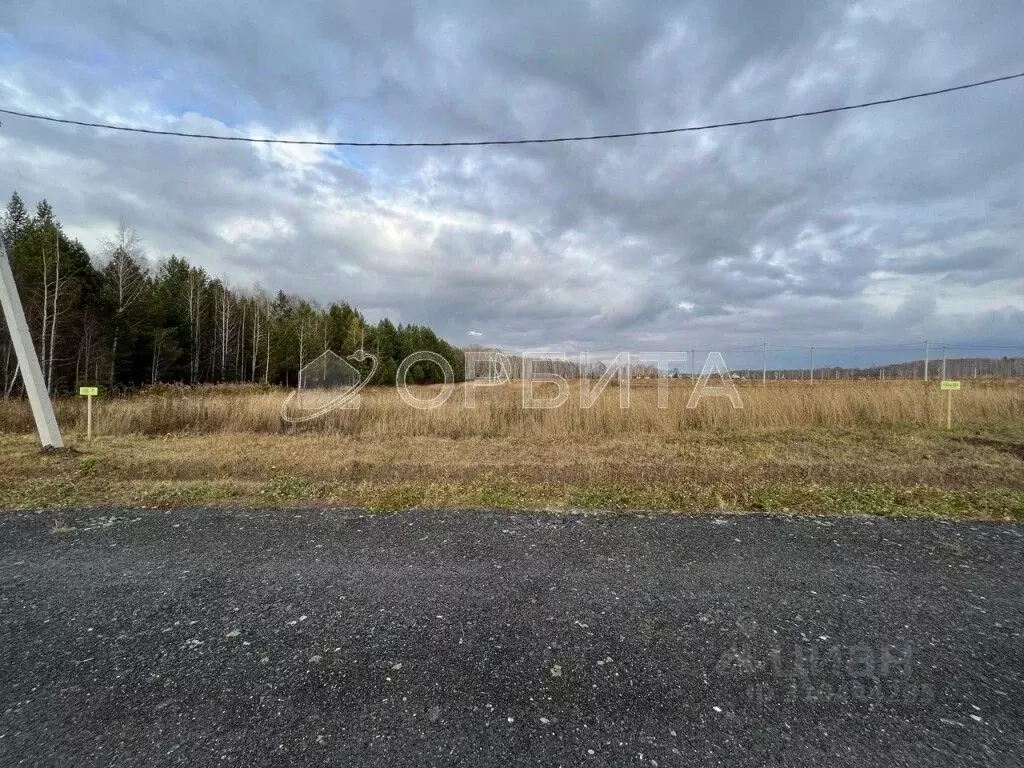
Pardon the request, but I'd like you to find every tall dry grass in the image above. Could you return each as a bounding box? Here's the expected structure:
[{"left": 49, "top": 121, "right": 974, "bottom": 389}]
[{"left": 1, "top": 380, "right": 1022, "bottom": 438}]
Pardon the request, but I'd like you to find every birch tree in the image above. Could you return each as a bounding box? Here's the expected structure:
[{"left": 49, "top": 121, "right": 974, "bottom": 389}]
[
  {"left": 213, "top": 280, "right": 234, "bottom": 382},
  {"left": 249, "top": 293, "right": 266, "bottom": 382},
  {"left": 100, "top": 221, "right": 149, "bottom": 386},
  {"left": 185, "top": 266, "right": 206, "bottom": 383}
]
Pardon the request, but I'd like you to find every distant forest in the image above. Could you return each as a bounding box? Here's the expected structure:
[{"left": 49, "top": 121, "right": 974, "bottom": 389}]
[{"left": 0, "top": 193, "right": 464, "bottom": 395}]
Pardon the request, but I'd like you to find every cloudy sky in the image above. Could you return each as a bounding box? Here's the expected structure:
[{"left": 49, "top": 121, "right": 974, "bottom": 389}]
[{"left": 1, "top": 0, "right": 1021, "bottom": 366}]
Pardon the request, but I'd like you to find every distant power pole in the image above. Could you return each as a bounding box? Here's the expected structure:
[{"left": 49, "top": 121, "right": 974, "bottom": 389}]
[
  {"left": 690, "top": 349, "right": 696, "bottom": 380},
  {"left": 809, "top": 346, "right": 815, "bottom": 385},
  {"left": 0, "top": 238, "right": 63, "bottom": 448},
  {"left": 923, "top": 340, "right": 930, "bottom": 381},
  {"left": 761, "top": 341, "right": 767, "bottom": 388},
  {"left": 941, "top": 345, "right": 947, "bottom": 380}
]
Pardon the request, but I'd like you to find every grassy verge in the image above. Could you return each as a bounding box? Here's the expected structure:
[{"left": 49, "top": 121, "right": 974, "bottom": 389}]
[{"left": 2, "top": 424, "right": 1022, "bottom": 519}]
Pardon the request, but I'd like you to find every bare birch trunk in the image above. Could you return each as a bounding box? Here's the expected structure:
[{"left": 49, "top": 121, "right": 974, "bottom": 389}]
[
  {"left": 237, "top": 302, "right": 245, "bottom": 382},
  {"left": 263, "top": 305, "right": 271, "bottom": 384},
  {"left": 46, "top": 235, "right": 60, "bottom": 392},
  {"left": 250, "top": 301, "right": 260, "bottom": 382},
  {"left": 40, "top": 243, "right": 49, "bottom": 381}
]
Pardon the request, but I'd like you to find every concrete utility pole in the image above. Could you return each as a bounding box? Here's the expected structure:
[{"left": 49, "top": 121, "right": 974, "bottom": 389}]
[
  {"left": 0, "top": 238, "right": 63, "bottom": 448},
  {"left": 923, "top": 340, "right": 930, "bottom": 381},
  {"left": 941, "top": 345, "right": 947, "bottom": 380},
  {"left": 761, "top": 341, "right": 767, "bottom": 388},
  {"left": 809, "top": 346, "right": 814, "bottom": 385}
]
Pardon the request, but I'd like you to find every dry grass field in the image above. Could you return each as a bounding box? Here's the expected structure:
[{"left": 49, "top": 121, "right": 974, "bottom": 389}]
[
  {"left": 1, "top": 380, "right": 1022, "bottom": 518},
  {"left": 2, "top": 379, "right": 1022, "bottom": 436}
]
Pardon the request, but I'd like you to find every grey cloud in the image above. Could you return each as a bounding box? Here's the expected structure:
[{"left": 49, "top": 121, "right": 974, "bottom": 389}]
[
  {"left": 895, "top": 246, "right": 1009, "bottom": 276},
  {"left": 0, "top": 0, "right": 1021, "bottom": 354}
]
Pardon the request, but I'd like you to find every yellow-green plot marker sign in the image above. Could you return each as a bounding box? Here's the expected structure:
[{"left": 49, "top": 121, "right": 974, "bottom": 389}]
[
  {"left": 79, "top": 386, "right": 98, "bottom": 439},
  {"left": 940, "top": 380, "right": 961, "bottom": 429}
]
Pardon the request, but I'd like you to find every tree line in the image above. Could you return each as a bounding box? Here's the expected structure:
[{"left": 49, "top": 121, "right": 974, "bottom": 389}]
[
  {"left": 0, "top": 192, "right": 465, "bottom": 396},
  {"left": 732, "top": 358, "right": 1023, "bottom": 380}
]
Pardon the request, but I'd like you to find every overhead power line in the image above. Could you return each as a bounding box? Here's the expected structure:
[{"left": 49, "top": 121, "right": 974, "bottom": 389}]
[
  {"left": 768, "top": 342, "right": 926, "bottom": 351},
  {"left": 0, "top": 70, "right": 1022, "bottom": 148}
]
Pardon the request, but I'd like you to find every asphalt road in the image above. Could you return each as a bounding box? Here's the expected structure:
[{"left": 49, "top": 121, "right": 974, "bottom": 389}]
[{"left": 0, "top": 508, "right": 1021, "bottom": 767}]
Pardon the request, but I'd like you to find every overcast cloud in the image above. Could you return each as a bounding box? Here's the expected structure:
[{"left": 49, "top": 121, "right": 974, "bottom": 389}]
[{"left": 1, "top": 0, "right": 1021, "bottom": 364}]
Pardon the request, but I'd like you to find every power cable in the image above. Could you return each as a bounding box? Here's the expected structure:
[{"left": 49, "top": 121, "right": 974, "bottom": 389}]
[{"left": 0, "top": 71, "right": 1021, "bottom": 148}]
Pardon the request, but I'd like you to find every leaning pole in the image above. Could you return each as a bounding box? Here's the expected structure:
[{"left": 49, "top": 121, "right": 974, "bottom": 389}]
[{"left": 0, "top": 237, "right": 63, "bottom": 448}]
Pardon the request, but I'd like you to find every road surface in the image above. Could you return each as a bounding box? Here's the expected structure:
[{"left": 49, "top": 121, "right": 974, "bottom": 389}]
[{"left": 1, "top": 508, "right": 1021, "bottom": 766}]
